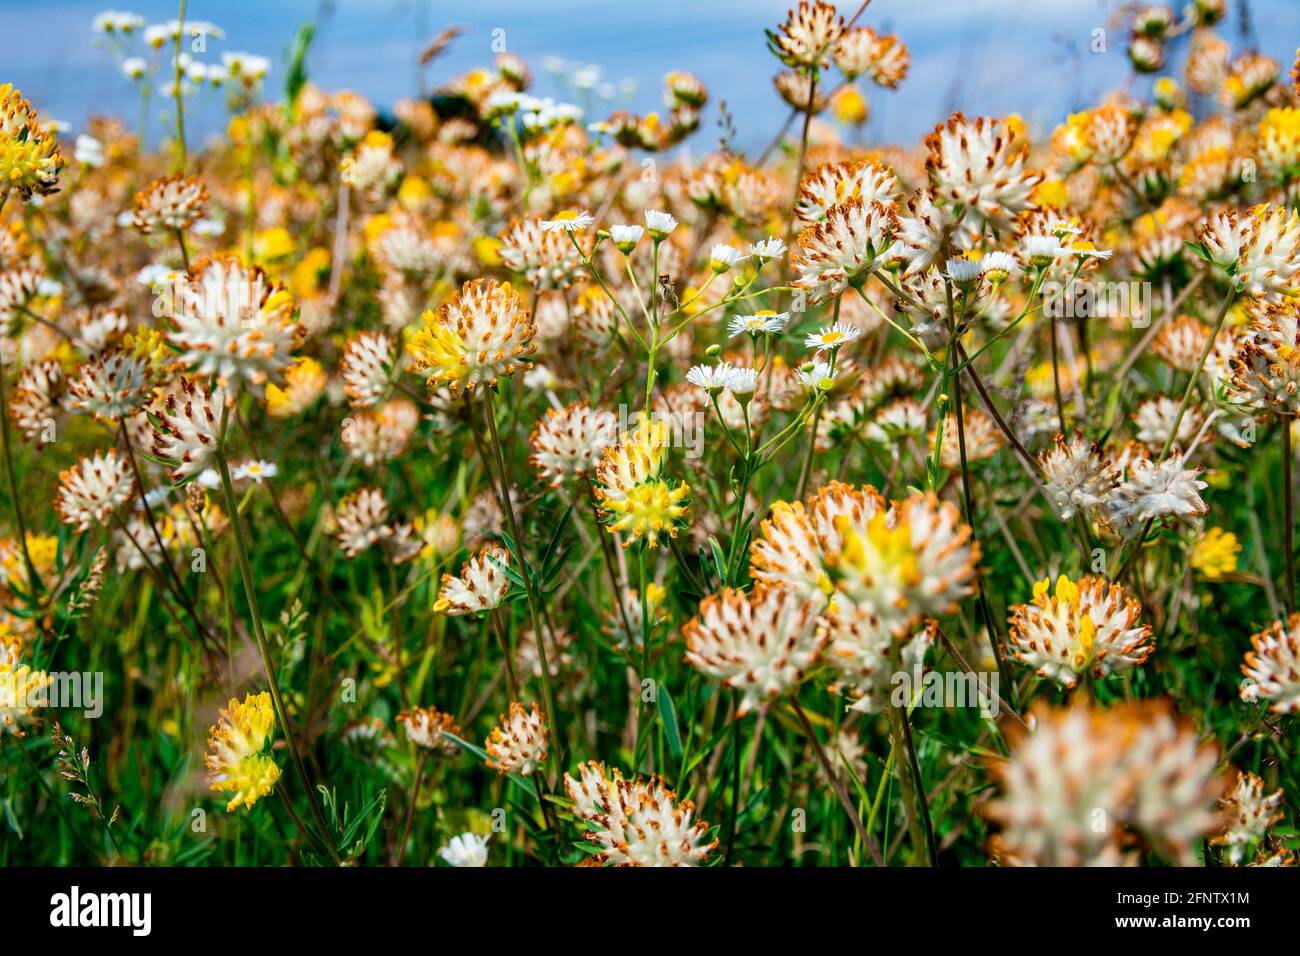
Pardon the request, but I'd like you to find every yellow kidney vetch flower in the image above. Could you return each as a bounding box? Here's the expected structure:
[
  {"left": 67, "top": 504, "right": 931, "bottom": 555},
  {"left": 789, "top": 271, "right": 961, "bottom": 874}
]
[
  {"left": 253, "top": 226, "right": 295, "bottom": 265},
  {"left": 397, "top": 175, "right": 432, "bottom": 211},
  {"left": 831, "top": 86, "right": 869, "bottom": 126},
  {"left": 406, "top": 278, "right": 536, "bottom": 395},
  {"left": 1191, "top": 527, "right": 1241, "bottom": 580},
  {"left": 473, "top": 236, "right": 503, "bottom": 267},
  {"left": 0, "top": 532, "right": 58, "bottom": 595},
  {"left": 1006, "top": 574, "right": 1153, "bottom": 689},
  {"left": 0, "top": 84, "right": 63, "bottom": 200},
  {"left": 291, "top": 247, "right": 332, "bottom": 297},
  {"left": 266, "top": 356, "right": 327, "bottom": 418},
  {"left": 593, "top": 417, "right": 691, "bottom": 549},
  {"left": 362, "top": 211, "right": 392, "bottom": 249},
  {"left": 1032, "top": 179, "right": 1070, "bottom": 211},
  {"left": 0, "top": 642, "right": 51, "bottom": 737},
  {"left": 205, "top": 692, "right": 281, "bottom": 812},
  {"left": 1259, "top": 107, "right": 1300, "bottom": 181}
]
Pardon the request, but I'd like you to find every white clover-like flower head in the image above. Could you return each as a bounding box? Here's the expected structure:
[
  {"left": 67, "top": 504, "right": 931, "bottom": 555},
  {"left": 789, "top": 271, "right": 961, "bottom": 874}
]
[
  {"left": 1007, "top": 574, "right": 1154, "bottom": 688},
  {"left": 484, "top": 701, "right": 548, "bottom": 775},
  {"left": 54, "top": 448, "right": 135, "bottom": 532},
  {"left": 1106, "top": 453, "right": 1208, "bottom": 536},
  {"left": 170, "top": 256, "right": 301, "bottom": 387},
  {"left": 529, "top": 401, "right": 619, "bottom": 487},
  {"left": 435, "top": 545, "right": 511, "bottom": 615},
  {"left": 438, "top": 832, "right": 489, "bottom": 867},
  {"left": 1039, "top": 432, "right": 1118, "bottom": 520},
  {"left": 1242, "top": 613, "right": 1300, "bottom": 714},
  {"left": 683, "top": 585, "right": 827, "bottom": 714},
  {"left": 340, "top": 331, "right": 394, "bottom": 408},
  {"left": 564, "top": 761, "right": 716, "bottom": 866},
  {"left": 925, "top": 113, "right": 1042, "bottom": 232},
  {"left": 132, "top": 174, "right": 209, "bottom": 234},
  {"left": 792, "top": 197, "right": 899, "bottom": 305},
  {"left": 67, "top": 350, "right": 151, "bottom": 420},
  {"left": 150, "top": 377, "right": 225, "bottom": 481},
  {"left": 986, "top": 698, "right": 1224, "bottom": 866}
]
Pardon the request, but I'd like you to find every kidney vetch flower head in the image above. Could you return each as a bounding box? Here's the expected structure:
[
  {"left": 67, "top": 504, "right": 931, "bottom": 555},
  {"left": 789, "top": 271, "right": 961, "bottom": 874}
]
[
  {"left": 564, "top": 761, "right": 717, "bottom": 866},
  {"left": 484, "top": 701, "right": 548, "bottom": 775},
  {"left": 0, "top": 83, "right": 63, "bottom": 200},
  {"left": 1006, "top": 574, "right": 1154, "bottom": 689},
  {"left": 593, "top": 416, "right": 691, "bottom": 549},
  {"left": 407, "top": 277, "right": 536, "bottom": 395},
  {"left": 683, "top": 585, "right": 828, "bottom": 714},
  {"left": 205, "top": 692, "right": 282, "bottom": 811},
  {"left": 170, "top": 255, "right": 301, "bottom": 387}
]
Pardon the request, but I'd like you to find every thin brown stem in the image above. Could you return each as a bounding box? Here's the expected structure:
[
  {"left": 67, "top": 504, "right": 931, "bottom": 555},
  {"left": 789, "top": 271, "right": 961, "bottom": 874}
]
[{"left": 789, "top": 697, "right": 884, "bottom": 866}]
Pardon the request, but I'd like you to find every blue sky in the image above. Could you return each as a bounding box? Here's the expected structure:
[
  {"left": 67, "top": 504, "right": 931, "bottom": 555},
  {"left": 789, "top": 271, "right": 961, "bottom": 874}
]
[{"left": 5, "top": 0, "right": 1299, "bottom": 152}]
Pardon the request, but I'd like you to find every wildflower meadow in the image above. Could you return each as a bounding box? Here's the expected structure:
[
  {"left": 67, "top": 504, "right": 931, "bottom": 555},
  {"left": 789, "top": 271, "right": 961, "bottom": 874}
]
[{"left": 1, "top": 0, "right": 1300, "bottom": 893}]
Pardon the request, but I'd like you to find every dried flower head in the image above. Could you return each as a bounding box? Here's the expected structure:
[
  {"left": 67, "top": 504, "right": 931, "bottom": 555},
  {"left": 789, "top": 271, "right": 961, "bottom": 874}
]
[{"left": 1039, "top": 432, "right": 1118, "bottom": 520}]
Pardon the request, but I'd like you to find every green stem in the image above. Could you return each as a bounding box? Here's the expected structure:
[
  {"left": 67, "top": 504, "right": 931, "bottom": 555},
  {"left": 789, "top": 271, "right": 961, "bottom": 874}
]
[
  {"left": 215, "top": 404, "right": 339, "bottom": 863},
  {"left": 1285, "top": 418, "right": 1295, "bottom": 615},
  {"left": 886, "top": 704, "right": 930, "bottom": 866},
  {"left": 0, "top": 343, "right": 42, "bottom": 604},
  {"left": 173, "top": 0, "right": 187, "bottom": 172},
  {"left": 482, "top": 390, "right": 561, "bottom": 770},
  {"left": 790, "top": 697, "right": 884, "bottom": 866}
]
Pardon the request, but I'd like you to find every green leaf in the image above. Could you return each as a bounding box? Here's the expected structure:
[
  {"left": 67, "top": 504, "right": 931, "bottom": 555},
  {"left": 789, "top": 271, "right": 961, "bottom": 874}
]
[
  {"left": 657, "top": 686, "right": 683, "bottom": 762},
  {"left": 284, "top": 21, "right": 316, "bottom": 115}
]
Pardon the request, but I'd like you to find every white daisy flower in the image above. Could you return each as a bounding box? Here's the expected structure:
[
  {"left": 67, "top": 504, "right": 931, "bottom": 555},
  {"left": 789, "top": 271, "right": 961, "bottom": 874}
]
[
  {"left": 708, "top": 244, "right": 744, "bottom": 273},
  {"left": 750, "top": 237, "right": 788, "bottom": 261},
  {"left": 726, "top": 367, "right": 759, "bottom": 396},
  {"left": 644, "top": 209, "right": 678, "bottom": 239},
  {"left": 687, "top": 362, "right": 737, "bottom": 394},
  {"left": 1023, "top": 235, "right": 1066, "bottom": 267},
  {"left": 74, "top": 135, "right": 104, "bottom": 168},
  {"left": 805, "top": 321, "right": 862, "bottom": 353},
  {"left": 609, "top": 224, "right": 644, "bottom": 252},
  {"left": 232, "top": 460, "right": 278, "bottom": 484},
  {"left": 945, "top": 257, "right": 982, "bottom": 286},
  {"left": 728, "top": 311, "right": 788, "bottom": 337},
  {"left": 540, "top": 210, "right": 594, "bottom": 233},
  {"left": 980, "top": 251, "right": 1017, "bottom": 284}
]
